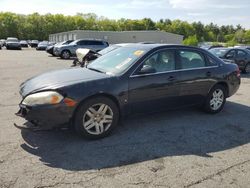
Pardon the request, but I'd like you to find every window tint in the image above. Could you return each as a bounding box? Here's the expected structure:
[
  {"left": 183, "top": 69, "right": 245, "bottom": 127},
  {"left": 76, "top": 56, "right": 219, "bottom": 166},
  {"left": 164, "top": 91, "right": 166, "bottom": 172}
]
[
  {"left": 77, "top": 40, "right": 87, "bottom": 45},
  {"left": 225, "top": 50, "right": 236, "bottom": 58},
  {"left": 141, "top": 49, "right": 175, "bottom": 73},
  {"left": 207, "top": 56, "right": 218, "bottom": 66},
  {"left": 85, "top": 41, "right": 104, "bottom": 45},
  {"left": 179, "top": 50, "right": 205, "bottom": 69},
  {"left": 237, "top": 50, "right": 247, "bottom": 58}
]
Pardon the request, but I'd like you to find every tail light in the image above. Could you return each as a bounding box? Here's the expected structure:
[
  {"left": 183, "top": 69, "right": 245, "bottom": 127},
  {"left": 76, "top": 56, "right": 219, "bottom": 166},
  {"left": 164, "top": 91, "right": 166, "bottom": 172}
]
[{"left": 236, "top": 66, "right": 241, "bottom": 77}]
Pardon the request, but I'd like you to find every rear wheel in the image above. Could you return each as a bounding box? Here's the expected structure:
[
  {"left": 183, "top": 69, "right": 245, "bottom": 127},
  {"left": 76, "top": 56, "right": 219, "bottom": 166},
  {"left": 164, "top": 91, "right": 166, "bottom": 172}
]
[
  {"left": 74, "top": 97, "right": 119, "bottom": 139},
  {"left": 61, "top": 50, "right": 71, "bottom": 59},
  {"left": 243, "top": 63, "right": 250, "bottom": 74},
  {"left": 204, "top": 85, "right": 226, "bottom": 114}
]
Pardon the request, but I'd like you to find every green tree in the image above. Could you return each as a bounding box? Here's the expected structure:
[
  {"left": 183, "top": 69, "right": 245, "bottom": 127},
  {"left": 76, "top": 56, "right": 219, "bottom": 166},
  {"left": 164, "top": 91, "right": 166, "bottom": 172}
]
[{"left": 183, "top": 35, "right": 198, "bottom": 46}]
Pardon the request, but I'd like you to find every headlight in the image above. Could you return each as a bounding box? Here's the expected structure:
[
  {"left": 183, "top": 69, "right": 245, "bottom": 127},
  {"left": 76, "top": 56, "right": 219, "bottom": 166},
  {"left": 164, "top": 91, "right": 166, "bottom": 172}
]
[{"left": 22, "top": 91, "right": 64, "bottom": 106}]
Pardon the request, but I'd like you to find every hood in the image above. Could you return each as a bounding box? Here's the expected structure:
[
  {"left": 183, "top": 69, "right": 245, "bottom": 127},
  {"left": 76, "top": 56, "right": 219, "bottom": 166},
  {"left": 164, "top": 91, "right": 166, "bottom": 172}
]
[
  {"left": 76, "top": 48, "right": 90, "bottom": 60},
  {"left": 38, "top": 44, "right": 48, "bottom": 47},
  {"left": 56, "top": 44, "right": 71, "bottom": 48},
  {"left": 20, "top": 68, "right": 110, "bottom": 97}
]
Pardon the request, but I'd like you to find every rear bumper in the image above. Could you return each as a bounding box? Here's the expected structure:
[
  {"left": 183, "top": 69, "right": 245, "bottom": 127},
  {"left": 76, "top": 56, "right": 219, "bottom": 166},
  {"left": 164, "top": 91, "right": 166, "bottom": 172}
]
[
  {"left": 228, "top": 77, "right": 241, "bottom": 97},
  {"left": 16, "top": 103, "right": 74, "bottom": 128}
]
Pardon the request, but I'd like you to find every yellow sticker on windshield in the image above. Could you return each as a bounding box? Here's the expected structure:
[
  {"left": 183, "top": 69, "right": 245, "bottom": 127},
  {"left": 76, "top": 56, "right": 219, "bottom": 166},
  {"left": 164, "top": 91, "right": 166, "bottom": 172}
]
[{"left": 134, "top": 50, "right": 144, "bottom": 56}]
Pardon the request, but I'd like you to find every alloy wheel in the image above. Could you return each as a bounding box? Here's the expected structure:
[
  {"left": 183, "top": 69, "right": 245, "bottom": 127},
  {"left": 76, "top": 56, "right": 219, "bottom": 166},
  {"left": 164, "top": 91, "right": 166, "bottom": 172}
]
[
  {"left": 82, "top": 103, "right": 113, "bottom": 135},
  {"left": 210, "top": 89, "right": 224, "bottom": 111},
  {"left": 62, "top": 51, "right": 70, "bottom": 59}
]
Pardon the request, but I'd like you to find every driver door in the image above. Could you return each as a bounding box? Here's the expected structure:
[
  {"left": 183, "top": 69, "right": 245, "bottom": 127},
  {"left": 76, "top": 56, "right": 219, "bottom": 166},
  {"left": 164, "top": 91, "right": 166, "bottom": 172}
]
[{"left": 128, "top": 49, "right": 181, "bottom": 114}]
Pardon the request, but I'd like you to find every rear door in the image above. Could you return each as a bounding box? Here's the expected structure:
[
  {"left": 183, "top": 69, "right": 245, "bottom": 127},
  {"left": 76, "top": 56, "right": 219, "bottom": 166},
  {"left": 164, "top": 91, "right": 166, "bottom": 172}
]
[
  {"left": 176, "top": 49, "right": 219, "bottom": 106},
  {"left": 128, "top": 48, "right": 181, "bottom": 113}
]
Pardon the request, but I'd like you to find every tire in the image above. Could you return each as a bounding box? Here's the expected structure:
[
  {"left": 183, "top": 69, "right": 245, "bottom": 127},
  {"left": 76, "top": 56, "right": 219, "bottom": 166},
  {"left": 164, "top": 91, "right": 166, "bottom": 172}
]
[
  {"left": 203, "top": 85, "right": 226, "bottom": 114},
  {"left": 243, "top": 63, "right": 250, "bottom": 74},
  {"left": 61, "top": 50, "right": 71, "bottom": 59},
  {"left": 74, "top": 96, "right": 119, "bottom": 139}
]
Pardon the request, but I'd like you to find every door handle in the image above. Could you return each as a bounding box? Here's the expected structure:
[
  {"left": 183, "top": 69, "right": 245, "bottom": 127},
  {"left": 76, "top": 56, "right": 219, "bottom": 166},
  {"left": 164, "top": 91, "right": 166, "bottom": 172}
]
[
  {"left": 206, "top": 71, "right": 212, "bottom": 77},
  {"left": 167, "top": 76, "right": 176, "bottom": 81}
]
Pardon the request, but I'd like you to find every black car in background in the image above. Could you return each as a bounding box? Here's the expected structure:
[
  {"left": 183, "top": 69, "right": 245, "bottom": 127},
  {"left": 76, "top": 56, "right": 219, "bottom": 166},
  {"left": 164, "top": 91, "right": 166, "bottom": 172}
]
[
  {"left": 16, "top": 44, "right": 240, "bottom": 139},
  {"left": 210, "top": 48, "right": 250, "bottom": 73},
  {"left": 46, "top": 40, "right": 74, "bottom": 56},
  {"left": 30, "top": 40, "right": 39, "bottom": 48},
  {"left": 6, "top": 37, "right": 21, "bottom": 50}
]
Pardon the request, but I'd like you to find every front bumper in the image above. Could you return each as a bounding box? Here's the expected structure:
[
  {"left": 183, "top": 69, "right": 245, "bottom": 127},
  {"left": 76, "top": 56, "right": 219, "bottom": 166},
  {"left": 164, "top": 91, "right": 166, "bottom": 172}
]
[
  {"left": 16, "top": 103, "right": 74, "bottom": 128},
  {"left": 36, "top": 47, "right": 47, "bottom": 50},
  {"left": 7, "top": 45, "right": 21, "bottom": 49}
]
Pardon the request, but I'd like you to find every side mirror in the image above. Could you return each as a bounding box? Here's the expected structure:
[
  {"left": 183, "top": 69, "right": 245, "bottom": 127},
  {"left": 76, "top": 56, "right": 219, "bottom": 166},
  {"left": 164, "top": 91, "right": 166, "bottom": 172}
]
[
  {"left": 226, "top": 54, "right": 234, "bottom": 59},
  {"left": 139, "top": 65, "right": 156, "bottom": 74}
]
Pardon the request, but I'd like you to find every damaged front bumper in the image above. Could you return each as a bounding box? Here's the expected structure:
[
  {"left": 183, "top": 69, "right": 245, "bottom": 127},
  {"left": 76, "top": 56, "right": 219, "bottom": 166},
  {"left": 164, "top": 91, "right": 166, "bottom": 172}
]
[{"left": 15, "top": 103, "right": 74, "bottom": 129}]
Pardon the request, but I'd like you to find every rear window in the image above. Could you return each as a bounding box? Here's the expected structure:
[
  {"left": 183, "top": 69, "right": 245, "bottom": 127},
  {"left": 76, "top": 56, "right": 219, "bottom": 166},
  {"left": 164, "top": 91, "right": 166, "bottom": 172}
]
[{"left": 178, "top": 50, "right": 206, "bottom": 69}]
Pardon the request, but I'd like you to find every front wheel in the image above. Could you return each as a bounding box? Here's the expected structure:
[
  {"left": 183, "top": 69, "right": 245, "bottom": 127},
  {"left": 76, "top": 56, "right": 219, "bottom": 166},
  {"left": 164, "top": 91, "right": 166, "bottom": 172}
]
[
  {"left": 74, "top": 97, "right": 119, "bottom": 139},
  {"left": 204, "top": 85, "right": 226, "bottom": 114},
  {"left": 61, "top": 50, "right": 71, "bottom": 59}
]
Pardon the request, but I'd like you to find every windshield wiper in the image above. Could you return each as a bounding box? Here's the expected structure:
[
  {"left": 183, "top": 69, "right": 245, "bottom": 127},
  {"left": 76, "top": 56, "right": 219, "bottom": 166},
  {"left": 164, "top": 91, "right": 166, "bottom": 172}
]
[{"left": 87, "top": 67, "right": 106, "bottom": 74}]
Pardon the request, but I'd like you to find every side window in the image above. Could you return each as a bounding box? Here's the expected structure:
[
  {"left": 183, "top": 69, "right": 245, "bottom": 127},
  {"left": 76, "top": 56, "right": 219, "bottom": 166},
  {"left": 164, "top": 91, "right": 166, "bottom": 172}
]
[
  {"left": 179, "top": 50, "right": 206, "bottom": 69},
  {"left": 207, "top": 56, "right": 218, "bottom": 66},
  {"left": 237, "top": 50, "right": 247, "bottom": 58},
  {"left": 77, "top": 40, "right": 87, "bottom": 45},
  {"left": 225, "top": 50, "right": 236, "bottom": 58},
  {"left": 140, "top": 49, "right": 176, "bottom": 73},
  {"left": 85, "top": 41, "right": 103, "bottom": 45},
  {"left": 92, "top": 41, "right": 104, "bottom": 45}
]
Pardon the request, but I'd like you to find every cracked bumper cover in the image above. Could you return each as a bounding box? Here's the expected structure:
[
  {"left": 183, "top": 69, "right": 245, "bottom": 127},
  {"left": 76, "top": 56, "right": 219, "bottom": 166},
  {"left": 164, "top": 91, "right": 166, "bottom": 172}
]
[{"left": 16, "top": 103, "right": 74, "bottom": 128}]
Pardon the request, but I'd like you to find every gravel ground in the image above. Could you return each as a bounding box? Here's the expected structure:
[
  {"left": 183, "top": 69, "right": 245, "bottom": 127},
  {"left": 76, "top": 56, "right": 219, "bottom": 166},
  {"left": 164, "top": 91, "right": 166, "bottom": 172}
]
[{"left": 0, "top": 48, "right": 250, "bottom": 188}]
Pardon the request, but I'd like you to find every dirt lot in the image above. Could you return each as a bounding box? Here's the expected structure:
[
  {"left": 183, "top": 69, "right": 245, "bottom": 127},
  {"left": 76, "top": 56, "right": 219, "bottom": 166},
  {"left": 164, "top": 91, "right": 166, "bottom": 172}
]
[{"left": 0, "top": 48, "right": 250, "bottom": 188}]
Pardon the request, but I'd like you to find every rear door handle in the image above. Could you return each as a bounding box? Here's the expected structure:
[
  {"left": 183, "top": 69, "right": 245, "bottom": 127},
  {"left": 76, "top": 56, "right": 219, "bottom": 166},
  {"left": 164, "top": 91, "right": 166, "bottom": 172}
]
[
  {"left": 206, "top": 71, "right": 212, "bottom": 77},
  {"left": 167, "top": 76, "right": 176, "bottom": 81}
]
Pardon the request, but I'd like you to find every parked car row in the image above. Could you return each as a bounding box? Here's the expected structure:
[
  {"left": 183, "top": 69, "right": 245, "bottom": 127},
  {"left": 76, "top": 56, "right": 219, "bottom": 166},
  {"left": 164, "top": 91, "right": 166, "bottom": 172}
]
[
  {"left": 209, "top": 47, "right": 250, "bottom": 73},
  {"left": 0, "top": 37, "right": 56, "bottom": 50}
]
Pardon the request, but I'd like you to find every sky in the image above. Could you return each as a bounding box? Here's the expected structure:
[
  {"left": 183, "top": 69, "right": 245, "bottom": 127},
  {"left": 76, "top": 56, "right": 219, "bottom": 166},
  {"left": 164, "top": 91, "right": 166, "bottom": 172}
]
[{"left": 0, "top": 0, "right": 250, "bottom": 28}]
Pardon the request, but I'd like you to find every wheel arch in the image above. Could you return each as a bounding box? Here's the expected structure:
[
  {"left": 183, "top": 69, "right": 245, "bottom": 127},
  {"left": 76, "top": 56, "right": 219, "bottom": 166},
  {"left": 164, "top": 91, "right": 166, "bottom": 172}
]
[
  {"left": 71, "top": 93, "right": 121, "bottom": 123},
  {"left": 208, "top": 81, "right": 229, "bottom": 97},
  {"left": 61, "top": 49, "right": 71, "bottom": 57}
]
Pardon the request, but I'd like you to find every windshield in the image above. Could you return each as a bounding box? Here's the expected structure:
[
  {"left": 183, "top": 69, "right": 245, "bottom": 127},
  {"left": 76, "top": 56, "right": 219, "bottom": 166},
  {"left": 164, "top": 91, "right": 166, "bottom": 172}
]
[
  {"left": 98, "top": 45, "right": 120, "bottom": 55},
  {"left": 210, "top": 48, "right": 228, "bottom": 57},
  {"left": 87, "top": 47, "right": 147, "bottom": 75},
  {"left": 7, "top": 39, "right": 18, "bottom": 42}
]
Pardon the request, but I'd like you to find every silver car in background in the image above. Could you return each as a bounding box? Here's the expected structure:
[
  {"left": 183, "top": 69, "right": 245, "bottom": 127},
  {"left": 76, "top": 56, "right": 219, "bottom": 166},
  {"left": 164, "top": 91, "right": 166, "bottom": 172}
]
[
  {"left": 53, "top": 39, "right": 109, "bottom": 59},
  {"left": 6, "top": 37, "right": 21, "bottom": 50}
]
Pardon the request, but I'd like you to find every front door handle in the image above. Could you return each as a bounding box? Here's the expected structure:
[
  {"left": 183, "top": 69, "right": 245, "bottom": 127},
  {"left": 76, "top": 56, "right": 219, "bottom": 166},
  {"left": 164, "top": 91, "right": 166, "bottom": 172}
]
[
  {"left": 167, "top": 76, "right": 176, "bottom": 81},
  {"left": 206, "top": 71, "right": 212, "bottom": 77}
]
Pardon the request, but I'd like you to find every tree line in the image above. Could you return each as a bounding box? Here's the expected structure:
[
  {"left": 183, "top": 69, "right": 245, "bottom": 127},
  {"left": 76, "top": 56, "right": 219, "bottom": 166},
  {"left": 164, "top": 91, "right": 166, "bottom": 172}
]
[{"left": 0, "top": 12, "right": 250, "bottom": 46}]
